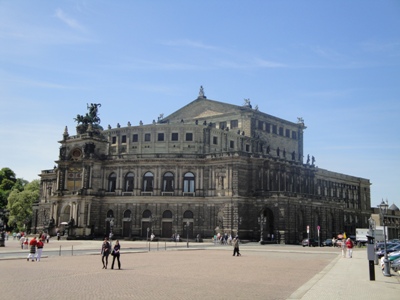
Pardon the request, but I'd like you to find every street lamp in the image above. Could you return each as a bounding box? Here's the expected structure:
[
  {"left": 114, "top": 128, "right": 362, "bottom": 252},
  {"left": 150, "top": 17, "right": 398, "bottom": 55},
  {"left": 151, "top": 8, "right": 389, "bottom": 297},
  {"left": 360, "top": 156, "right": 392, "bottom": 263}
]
[
  {"left": 379, "top": 199, "right": 391, "bottom": 277},
  {"left": 258, "top": 214, "right": 267, "bottom": 244},
  {"left": 184, "top": 221, "right": 190, "bottom": 248}
]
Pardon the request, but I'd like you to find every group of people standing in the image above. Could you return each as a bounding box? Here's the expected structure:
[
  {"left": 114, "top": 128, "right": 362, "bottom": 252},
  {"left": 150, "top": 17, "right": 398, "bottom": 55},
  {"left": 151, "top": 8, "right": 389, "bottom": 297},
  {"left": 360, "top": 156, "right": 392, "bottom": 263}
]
[
  {"left": 26, "top": 234, "right": 45, "bottom": 262},
  {"left": 339, "top": 238, "right": 354, "bottom": 258},
  {"left": 101, "top": 238, "right": 121, "bottom": 269}
]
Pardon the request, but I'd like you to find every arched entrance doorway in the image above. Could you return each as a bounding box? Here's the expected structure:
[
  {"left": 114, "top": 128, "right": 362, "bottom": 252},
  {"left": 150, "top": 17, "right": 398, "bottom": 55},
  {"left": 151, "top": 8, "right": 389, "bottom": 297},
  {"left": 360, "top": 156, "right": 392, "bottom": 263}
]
[
  {"left": 162, "top": 210, "right": 173, "bottom": 238},
  {"left": 259, "top": 208, "right": 275, "bottom": 241},
  {"left": 182, "top": 210, "right": 194, "bottom": 239},
  {"left": 122, "top": 209, "right": 132, "bottom": 238}
]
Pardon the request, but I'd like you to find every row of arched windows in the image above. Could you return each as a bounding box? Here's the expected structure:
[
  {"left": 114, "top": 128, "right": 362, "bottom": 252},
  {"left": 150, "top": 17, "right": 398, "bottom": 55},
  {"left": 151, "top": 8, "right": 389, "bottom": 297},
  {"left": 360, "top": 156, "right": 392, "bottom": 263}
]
[
  {"left": 107, "top": 209, "right": 194, "bottom": 219},
  {"left": 107, "top": 171, "right": 196, "bottom": 193}
]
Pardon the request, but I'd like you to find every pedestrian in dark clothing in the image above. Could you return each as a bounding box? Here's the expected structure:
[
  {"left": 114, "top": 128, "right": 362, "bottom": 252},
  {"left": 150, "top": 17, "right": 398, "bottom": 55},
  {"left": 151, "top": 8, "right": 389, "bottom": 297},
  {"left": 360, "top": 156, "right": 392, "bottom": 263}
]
[
  {"left": 111, "top": 240, "right": 121, "bottom": 270},
  {"left": 101, "top": 238, "right": 110, "bottom": 269},
  {"left": 232, "top": 236, "right": 241, "bottom": 256}
]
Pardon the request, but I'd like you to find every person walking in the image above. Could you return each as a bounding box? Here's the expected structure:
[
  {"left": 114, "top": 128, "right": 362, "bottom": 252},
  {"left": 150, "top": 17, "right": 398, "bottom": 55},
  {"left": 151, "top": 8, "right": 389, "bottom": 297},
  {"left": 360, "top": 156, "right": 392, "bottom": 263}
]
[
  {"left": 346, "top": 238, "right": 354, "bottom": 258},
  {"left": 35, "top": 238, "right": 44, "bottom": 261},
  {"left": 341, "top": 239, "right": 347, "bottom": 258},
  {"left": 111, "top": 240, "right": 121, "bottom": 270},
  {"left": 101, "top": 238, "right": 111, "bottom": 269},
  {"left": 232, "top": 236, "right": 241, "bottom": 256},
  {"left": 20, "top": 235, "right": 25, "bottom": 249},
  {"left": 27, "top": 237, "right": 37, "bottom": 262}
]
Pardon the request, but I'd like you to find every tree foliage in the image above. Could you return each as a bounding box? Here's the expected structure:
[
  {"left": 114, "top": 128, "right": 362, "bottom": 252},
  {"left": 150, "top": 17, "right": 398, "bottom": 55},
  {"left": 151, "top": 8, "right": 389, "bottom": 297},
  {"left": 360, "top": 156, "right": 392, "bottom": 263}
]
[
  {"left": 7, "top": 180, "right": 39, "bottom": 231},
  {"left": 0, "top": 167, "right": 17, "bottom": 209}
]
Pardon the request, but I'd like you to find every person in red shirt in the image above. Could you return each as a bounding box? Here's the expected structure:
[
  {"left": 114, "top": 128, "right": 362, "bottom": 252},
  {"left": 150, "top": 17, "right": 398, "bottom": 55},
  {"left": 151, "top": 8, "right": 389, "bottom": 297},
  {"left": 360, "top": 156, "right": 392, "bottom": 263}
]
[
  {"left": 346, "top": 238, "right": 354, "bottom": 258},
  {"left": 35, "top": 239, "right": 44, "bottom": 262},
  {"left": 27, "top": 237, "right": 37, "bottom": 262}
]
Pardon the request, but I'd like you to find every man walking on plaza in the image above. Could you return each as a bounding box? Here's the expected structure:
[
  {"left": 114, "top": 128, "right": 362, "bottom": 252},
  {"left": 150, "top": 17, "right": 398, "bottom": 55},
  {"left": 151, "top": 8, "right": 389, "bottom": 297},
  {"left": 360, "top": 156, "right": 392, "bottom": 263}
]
[{"left": 27, "top": 237, "right": 37, "bottom": 262}]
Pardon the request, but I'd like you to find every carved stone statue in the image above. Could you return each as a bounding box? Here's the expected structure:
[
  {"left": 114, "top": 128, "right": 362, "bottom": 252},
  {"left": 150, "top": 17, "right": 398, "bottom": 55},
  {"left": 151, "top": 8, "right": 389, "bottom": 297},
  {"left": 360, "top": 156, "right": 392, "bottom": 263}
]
[
  {"left": 199, "top": 86, "right": 205, "bottom": 98},
  {"left": 74, "top": 103, "right": 102, "bottom": 134}
]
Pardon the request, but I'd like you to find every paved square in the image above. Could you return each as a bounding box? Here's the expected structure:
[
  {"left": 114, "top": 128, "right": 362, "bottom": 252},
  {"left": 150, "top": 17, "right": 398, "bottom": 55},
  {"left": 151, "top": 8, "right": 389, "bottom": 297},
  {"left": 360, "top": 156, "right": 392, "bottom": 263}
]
[{"left": 0, "top": 244, "right": 337, "bottom": 300}]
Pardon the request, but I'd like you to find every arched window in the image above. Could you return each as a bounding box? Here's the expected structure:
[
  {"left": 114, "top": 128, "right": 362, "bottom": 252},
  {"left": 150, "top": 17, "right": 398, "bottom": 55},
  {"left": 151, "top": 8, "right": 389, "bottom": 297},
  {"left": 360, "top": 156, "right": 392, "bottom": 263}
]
[
  {"left": 183, "top": 210, "right": 193, "bottom": 219},
  {"left": 162, "top": 210, "right": 173, "bottom": 218},
  {"left": 107, "top": 210, "right": 114, "bottom": 218},
  {"left": 142, "top": 209, "right": 151, "bottom": 218},
  {"left": 183, "top": 172, "right": 195, "bottom": 193},
  {"left": 123, "top": 210, "right": 131, "bottom": 218},
  {"left": 163, "top": 172, "right": 174, "bottom": 192},
  {"left": 125, "top": 172, "right": 134, "bottom": 191},
  {"left": 108, "top": 173, "right": 117, "bottom": 192},
  {"left": 143, "top": 172, "right": 154, "bottom": 192}
]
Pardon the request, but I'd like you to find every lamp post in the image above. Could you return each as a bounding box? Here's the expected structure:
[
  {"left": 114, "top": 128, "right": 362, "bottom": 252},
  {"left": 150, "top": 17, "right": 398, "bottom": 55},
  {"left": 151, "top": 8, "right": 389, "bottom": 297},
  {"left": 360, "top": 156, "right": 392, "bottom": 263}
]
[
  {"left": 184, "top": 221, "right": 190, "bottom": 248},
  {"left": 379, "top": 199, "right": 391, "bottom": 277},
  {"left": 258, "top": 214, "right": 266, "bottom": 244}
]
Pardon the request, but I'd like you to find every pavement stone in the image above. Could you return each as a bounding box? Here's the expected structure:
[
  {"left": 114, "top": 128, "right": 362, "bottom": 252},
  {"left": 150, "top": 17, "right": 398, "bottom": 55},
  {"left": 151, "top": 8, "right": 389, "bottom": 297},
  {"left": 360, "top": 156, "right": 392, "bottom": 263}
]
[{"left": 0, "top": 238, "right": 399, "bottom": 300}]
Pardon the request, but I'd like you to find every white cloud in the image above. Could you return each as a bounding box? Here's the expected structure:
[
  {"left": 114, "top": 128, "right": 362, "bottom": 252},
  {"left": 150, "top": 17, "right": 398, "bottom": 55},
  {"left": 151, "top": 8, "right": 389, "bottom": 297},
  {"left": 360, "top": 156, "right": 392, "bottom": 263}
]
[{"left": 55, "top": 8, "right": 86, "bottom": 32}]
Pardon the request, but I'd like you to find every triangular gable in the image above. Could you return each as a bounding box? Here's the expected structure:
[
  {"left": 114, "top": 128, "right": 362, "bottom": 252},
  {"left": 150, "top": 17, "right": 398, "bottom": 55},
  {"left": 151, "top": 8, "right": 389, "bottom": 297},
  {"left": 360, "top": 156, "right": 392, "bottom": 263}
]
[{"left": 161, "top": 97, "right": 246, "bottom": 123}]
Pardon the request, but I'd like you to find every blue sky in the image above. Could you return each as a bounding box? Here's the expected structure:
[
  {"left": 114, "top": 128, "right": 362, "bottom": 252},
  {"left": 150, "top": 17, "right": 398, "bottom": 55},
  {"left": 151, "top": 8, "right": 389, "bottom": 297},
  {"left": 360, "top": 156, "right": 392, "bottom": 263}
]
[{"left": 0, "top": 1, "right": 399, "bottom": 209}]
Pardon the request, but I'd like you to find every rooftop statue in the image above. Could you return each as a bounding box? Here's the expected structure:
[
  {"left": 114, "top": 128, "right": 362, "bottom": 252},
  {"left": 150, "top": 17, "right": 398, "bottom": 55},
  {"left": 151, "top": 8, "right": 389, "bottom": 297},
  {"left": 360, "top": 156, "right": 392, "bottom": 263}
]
[{"left": 74, "top": 103, "right": 102, "bottom": 134}]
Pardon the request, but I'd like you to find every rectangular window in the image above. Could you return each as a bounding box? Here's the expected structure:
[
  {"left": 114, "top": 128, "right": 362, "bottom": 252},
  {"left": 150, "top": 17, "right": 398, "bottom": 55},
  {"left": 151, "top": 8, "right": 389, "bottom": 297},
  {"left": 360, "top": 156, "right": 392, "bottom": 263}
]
[
  {"left": 112, "top": 136, "right": 117, "bottom": 144},
  {"left": 245, "top": 144, "right": 250, "bottom": 152},
  {"left": 132, "top": 134, "right": 138, "bottom": 142},
  {"left": 279, "top": 127, "right": 283, "bottom": 136},
  {"left": 265, "top": 123, "right": 270, "bottom": 133},
  {"left": 219, "top": 121, "right": 227, "bottom": 129},
  {"left": 171, "top": 133, "right": 179, "bottom": 141},
  {"left": 258, "top": 121, "right": 264, "bottom": 130},
  {"left": 158, "top": 133, "right": 164, "bottom": 141},
  {"left": 230, "top": 120, "right": 238, "bottom": 128},
  {"left": 213, "top": 136, "right": 218, "bottom": 145},
  {"left": 229, "top": 140, "right": 234, "bottom": 148},
  {"left": 272, "top": 125, "right": 277, "bottom": 134},
  {"left": 285, "top": 129, "right": 290, "bottom": 138},
  {"left": 121, "top": 135, "right": 127, "bottom": 143},
  {"left": 292, "top": 131, "right": 297, "bottom": 139},
  {"left": 144, "top": 133, "right": 151, "bottom": 142},
  {"left": 185, "top": 132, "right": 193, "bottom": 141}
]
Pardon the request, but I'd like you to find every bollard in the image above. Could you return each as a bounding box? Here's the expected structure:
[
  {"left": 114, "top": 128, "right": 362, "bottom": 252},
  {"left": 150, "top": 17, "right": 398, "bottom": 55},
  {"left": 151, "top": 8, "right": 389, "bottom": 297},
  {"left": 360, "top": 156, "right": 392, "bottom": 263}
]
[
  {"left": 148, "top": 242, "right": 150, "bottom": 252},
  {"left": 157, "top": 241, "right": 159, "bottom": 251},
  {"left": 59, "top": 245, "right": 61, "bottom": 256},
  {"left": 72, "top": 245, "right": 73, "bottom": 256},
  {"left": 367, "top": 235, "right": 375, "bottom": 281},
  {"left": 165, "top": 242, "right": 167, "bottom": 251}
]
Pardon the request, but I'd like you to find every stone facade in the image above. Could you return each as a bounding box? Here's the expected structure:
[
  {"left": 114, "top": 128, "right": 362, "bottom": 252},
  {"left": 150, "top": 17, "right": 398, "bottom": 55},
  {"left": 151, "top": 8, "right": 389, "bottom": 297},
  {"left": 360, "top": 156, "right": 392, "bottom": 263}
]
[{"left": 33, "top": 90, "right": 371, "bottom": 243}]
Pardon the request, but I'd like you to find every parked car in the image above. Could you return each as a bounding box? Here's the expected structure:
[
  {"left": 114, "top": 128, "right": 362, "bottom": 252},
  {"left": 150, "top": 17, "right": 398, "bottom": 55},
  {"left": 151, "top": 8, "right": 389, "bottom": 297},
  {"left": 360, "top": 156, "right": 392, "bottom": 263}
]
[
  {"left": 302, "top": 238, "right": 319, "bottom": 247},
  {"left": 376, "top": 244, "right": 400, "bottom": 258},
  {"left": 322, "top": 239, "right": 333, "bottom": 247}
]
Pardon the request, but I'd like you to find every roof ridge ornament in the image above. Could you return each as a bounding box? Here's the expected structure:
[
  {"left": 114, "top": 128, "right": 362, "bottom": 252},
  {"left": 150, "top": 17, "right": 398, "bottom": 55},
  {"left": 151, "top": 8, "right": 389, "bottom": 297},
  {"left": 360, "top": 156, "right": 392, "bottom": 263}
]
[{"left": 198, "top": 86, "right": 206, "bottom": 98}]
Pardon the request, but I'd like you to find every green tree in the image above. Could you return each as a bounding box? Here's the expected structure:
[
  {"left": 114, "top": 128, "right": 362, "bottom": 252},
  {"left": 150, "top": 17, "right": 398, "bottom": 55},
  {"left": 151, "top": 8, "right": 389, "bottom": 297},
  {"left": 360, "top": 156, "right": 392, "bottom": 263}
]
[
  {"left": 0, "top": 167, "right": 17, "bottom": 209},
  {"left": 7, "top": 180, "right": 39, "bottom": 231}
]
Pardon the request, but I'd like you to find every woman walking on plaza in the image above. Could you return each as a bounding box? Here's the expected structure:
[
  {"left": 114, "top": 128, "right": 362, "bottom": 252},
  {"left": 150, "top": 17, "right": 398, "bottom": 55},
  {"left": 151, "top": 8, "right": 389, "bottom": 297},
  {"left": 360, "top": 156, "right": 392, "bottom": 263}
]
[
  {"left": 111, "top": 240, "right": 121, "bottom": 270},
  {"left": 232, "top": 236, "right": 241, "bottom": 256},
  {"left": 101, "top": 238, "right": 110, "bottom": 269},
  {"left": 346, "top": 238, "right": 354, "bottom": 258}
]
